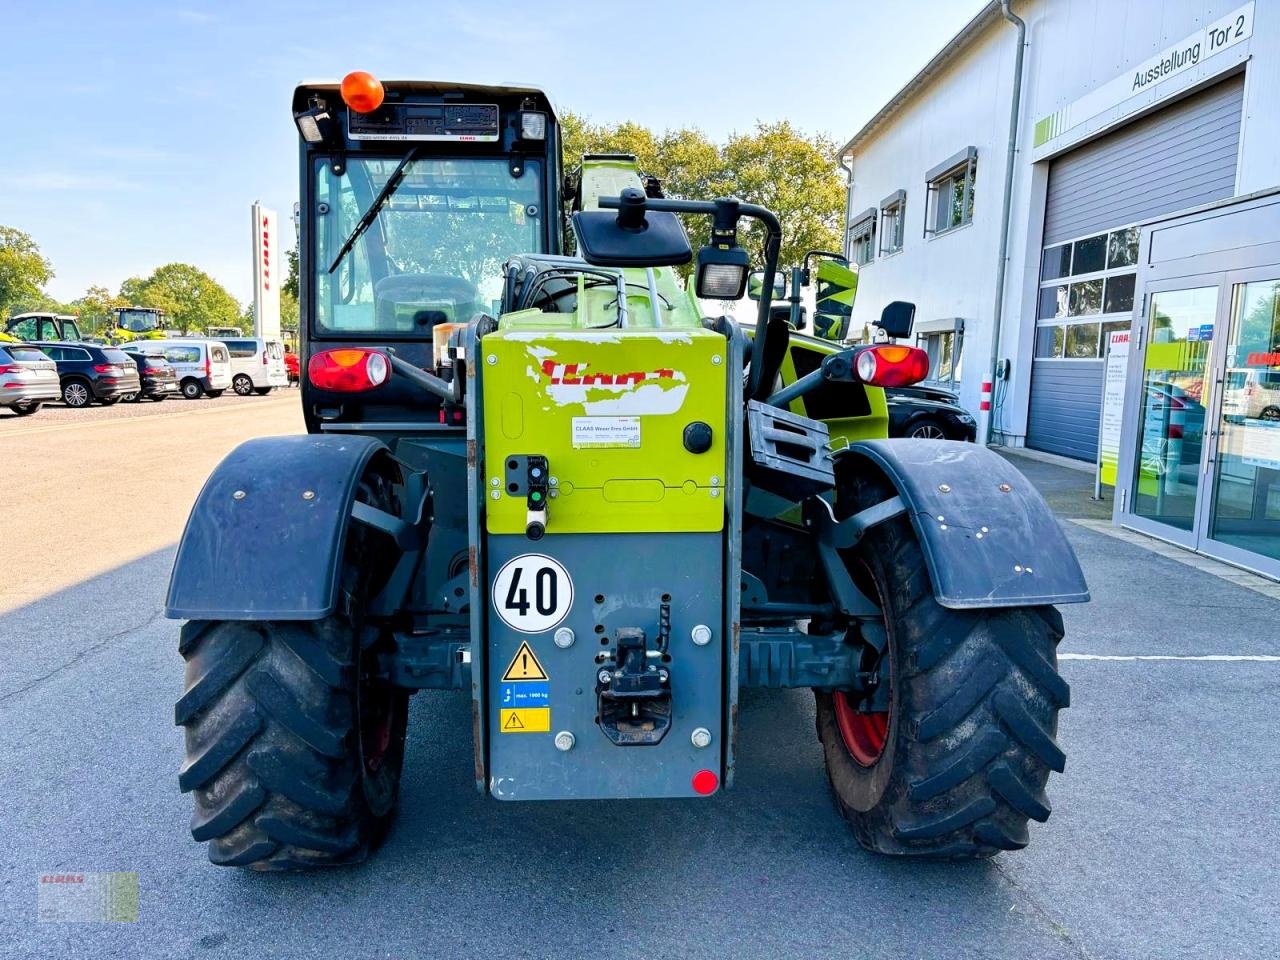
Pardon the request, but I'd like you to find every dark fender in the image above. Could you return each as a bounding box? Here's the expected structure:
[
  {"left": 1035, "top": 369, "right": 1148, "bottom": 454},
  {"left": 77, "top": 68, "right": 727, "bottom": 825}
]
[
  {"left": 165, "top": 434, "right": 392, "bottom": 620},
  {"left": 838, "top": 439, "right": 1089, "bottom": 609}
]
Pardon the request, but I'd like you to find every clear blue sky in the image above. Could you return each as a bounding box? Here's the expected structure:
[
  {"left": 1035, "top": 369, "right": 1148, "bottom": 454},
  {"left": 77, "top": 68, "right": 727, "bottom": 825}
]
[{"left": 0, "top": 0, "right": 986, "bottom": 305}]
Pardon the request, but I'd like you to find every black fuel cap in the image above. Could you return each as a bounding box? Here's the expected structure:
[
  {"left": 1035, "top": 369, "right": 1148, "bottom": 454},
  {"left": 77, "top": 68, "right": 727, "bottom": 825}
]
[{"left": 683, "top": 421, "right": 713, "bottom": 454}]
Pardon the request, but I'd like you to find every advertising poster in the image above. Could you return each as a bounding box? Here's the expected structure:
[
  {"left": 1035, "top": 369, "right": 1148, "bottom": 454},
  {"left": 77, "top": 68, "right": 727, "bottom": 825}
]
[{"left": 1097, "top": 330, "right": 1131, "bottom": 488}]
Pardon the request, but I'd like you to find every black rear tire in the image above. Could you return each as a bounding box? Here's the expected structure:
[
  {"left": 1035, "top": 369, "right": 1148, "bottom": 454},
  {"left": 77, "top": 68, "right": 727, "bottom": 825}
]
[
  {"left": 12, "top": 401, "right": 41, "bottom": 416},
  {"left": 177, "top": 618, "right": 407, "bottom": 869},
  {"left": 254, "top": 387, "right": 273, "bottom": 396},
  {"left": 815, "top": 467, "right": 1069, "bottom": 859},
  {"left": 181, "top": 379, "right": 204, "bottom": 400},
  {"left": 176, "top": 475, "right": 408, "bottom": 869},
  {"left": 207, "top": 388, "right": 225, "bottom": 398}
]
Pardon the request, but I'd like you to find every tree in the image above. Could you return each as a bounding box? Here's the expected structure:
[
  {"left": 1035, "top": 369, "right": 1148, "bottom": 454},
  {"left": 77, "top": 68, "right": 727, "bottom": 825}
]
[
  {"left": 713, "top": 121, "right": 846, "bottom": 270},
  {"left": 283, "top": 247, "right": 299, "bottom": 300},
  {"left": 118, "top": 263, "right": 242, "bottom": 334},
  {"left": 559, "top": 114, "right": 845, "bottom": 272},
  {"left": 0, "top": 226, "right": 55, "bottom": 319}
]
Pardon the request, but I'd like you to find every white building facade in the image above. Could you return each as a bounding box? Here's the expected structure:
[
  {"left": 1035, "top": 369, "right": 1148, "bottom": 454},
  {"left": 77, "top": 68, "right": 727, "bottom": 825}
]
[{"left": 840, "top": 0, "right": 1276, "bottom": 460}]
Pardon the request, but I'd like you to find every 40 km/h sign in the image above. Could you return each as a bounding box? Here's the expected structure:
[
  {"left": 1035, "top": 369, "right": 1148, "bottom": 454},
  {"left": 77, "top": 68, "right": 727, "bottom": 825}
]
[{"left": 491, "top": 554, "right": 573, "bottom": 633}]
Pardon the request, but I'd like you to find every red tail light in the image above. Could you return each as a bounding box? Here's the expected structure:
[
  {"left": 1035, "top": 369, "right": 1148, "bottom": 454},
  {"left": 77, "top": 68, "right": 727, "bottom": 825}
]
[
  {"left": 93, "top": 364, "right": 123, "bottom": 375},
  {"left": 262, "top": 351, "right": 268, "bottom": 364},
  {"left": 205, "top": 354, "right": 212, "bottom": 378},
  {"left": 854, "top": 345, "right": 930, "bottom": 387},
  {"left": 308, "top": 348, "right": 390, "bottom": 392},
  {"left": 0, "top": 364, "right": 16, "bottom": 375}
]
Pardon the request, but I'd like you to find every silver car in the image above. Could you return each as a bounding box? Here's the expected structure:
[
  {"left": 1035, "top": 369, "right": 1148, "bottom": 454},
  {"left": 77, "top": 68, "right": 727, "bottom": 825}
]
[{"left": 0, "top": 343, "right": 60, "bottom": 416}]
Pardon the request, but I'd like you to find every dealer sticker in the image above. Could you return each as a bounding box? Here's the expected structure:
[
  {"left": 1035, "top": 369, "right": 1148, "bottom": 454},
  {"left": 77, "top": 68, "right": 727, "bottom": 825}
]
[{"left": 572, "top": 416, "right": 640, "bottom": 449}]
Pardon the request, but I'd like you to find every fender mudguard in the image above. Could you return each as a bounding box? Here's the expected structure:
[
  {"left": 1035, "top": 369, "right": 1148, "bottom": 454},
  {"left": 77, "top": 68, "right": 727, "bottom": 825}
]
[
  {"left": 839, "top": 439, "right": 1089, "bottom": 609},
  {"left": 165, "top": 434, "right": 390, "bottom": 620}
]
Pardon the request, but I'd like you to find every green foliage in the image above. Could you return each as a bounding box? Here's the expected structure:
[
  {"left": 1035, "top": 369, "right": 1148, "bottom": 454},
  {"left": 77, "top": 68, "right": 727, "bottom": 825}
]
[
  {"left": 560, "top": 113, "right": 845, "bottom": 272},
  {"left": 283, "top": 247, "right": 299, "bottom": 300},
  {"left": 118, "top": 263, "right": 242, "bottom": 334},
  {"left": 0, "top": 226, "right": 55, "bottom": 319}
]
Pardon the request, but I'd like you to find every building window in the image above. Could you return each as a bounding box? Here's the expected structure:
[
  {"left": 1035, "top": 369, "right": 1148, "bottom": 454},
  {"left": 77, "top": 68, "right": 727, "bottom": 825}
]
[
  {"left": 925, "top": 147, "right": 976, "bottom": 237},
  {"left": 1035, "top": 226, "right": 1138, "bottom": 359},
  {"left": 879, "top": 190, "right": 906, "bottom": 255},
  {"left": 914, "top": 319, "right": 965, "bottom": 388},
  {"left": 847, "top": 207, "right": 877, "bottom": 266}
]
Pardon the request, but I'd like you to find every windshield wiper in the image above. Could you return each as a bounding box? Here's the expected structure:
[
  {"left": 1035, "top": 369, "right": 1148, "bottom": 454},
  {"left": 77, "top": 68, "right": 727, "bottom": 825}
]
[{"left": 328, "top": 146, "right": 421, "bottom": 274}]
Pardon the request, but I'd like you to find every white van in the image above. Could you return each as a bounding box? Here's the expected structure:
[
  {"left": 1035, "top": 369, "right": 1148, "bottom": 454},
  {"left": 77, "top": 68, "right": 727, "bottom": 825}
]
[
  {"left": 121, "top": 339, "right": 233, "bottom": 399},
  {"left": 222, "top": 337, "right": 289, "bottom": 396}
]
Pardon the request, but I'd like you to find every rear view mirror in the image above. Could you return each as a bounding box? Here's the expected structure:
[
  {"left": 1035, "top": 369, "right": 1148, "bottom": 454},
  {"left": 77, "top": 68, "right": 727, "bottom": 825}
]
[
  {"left": 571, "top": 188, "right": 693, "bottom": 268},
  {"left": 747, "top": 270, "right": 787, "bottom": 302},
  {"left": 874, "top": 301, "right": 915, "bottom": 339}
]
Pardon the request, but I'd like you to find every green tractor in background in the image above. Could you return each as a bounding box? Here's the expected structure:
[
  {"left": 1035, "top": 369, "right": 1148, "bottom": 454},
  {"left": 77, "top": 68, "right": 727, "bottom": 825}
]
[{"left": 166, "top": 72, "right": 1087, "bottom": 870}]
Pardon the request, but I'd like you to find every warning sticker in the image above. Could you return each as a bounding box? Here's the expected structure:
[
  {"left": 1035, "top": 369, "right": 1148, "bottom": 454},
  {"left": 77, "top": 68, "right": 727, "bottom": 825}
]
[
  {"left": 500, "top": 708, "right": 551, "bottom": 733},
  {"left": 572, "top": 416, "right": 640, "bottom": 449},
  {"left": 501, "top": 640, "right": 549, "bottom": 682}
]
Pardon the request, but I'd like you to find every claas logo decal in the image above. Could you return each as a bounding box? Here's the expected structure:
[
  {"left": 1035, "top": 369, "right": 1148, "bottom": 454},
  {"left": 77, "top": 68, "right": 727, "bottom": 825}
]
[{"left": 541, "top": 360, "right": 678, "bottom": 387}]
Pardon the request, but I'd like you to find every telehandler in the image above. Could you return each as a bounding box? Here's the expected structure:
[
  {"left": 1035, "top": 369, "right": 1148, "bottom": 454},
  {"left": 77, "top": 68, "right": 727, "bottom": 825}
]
[{"left": 168, "top": 72, "right": 1088, "bottom": 869}]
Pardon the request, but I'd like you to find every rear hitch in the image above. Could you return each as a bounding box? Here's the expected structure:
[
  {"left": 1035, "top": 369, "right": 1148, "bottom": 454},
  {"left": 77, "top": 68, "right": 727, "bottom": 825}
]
[{"left": 595, "top": 621, "right": 672, "bottom": 746}]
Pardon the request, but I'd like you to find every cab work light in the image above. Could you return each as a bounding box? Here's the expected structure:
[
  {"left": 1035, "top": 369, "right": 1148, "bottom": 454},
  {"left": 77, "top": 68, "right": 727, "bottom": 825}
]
[
  {"left": 854, "top": 344, "right": 930, "bottom": 387},
  {"left": 695, "top": 244, "right": 750, "bottom": 300},
  {"left": 308, "top": 348, "right": 390, "bottom": 392},
  {"left": 520, "top": 111, "right": 547, "bottom": 141}
]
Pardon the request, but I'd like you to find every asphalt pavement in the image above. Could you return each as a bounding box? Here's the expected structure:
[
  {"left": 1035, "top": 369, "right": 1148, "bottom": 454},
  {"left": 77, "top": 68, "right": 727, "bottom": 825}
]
[{"left": 1, "top": 409, "right": 1276, "bottom": 960}]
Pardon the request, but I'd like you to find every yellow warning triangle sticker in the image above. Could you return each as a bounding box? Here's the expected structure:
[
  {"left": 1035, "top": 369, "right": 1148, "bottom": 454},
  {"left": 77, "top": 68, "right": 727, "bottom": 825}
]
[
  {"left": 503, "top": 712, "right": 525, "bottom": 730},
  {"left": 501, "top": 640, "right": 549, "bottom": 682}
]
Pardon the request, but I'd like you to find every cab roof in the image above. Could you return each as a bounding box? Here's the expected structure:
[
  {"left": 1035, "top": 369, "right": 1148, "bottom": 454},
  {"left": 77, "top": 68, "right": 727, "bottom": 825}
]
[{"left": 293, "top": 79, "right": 559, "bottom": 120}]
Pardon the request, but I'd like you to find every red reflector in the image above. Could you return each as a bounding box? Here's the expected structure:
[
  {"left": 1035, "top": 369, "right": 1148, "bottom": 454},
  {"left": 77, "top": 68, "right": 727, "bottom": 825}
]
[
  {"left": 307, "top": 348, "right": 390, "bottom": 393},
  {"left": 692, "top": 769, "right": 718, "bottom": 795},
  {"left": 854, "top": 345, "right": 930, "bottom": 388}
]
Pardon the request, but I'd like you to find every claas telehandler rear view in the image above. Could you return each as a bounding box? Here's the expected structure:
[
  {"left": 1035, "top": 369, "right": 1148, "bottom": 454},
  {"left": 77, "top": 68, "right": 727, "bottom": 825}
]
[{"left": 167, "top": 72, "right": 1088, "bottom": 869}]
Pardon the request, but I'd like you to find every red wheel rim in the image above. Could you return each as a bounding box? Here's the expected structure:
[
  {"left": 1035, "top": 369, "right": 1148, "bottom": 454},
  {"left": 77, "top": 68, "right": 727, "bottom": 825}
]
[{"left": 833, "top": 691, "right": 889, "bottom": 766}]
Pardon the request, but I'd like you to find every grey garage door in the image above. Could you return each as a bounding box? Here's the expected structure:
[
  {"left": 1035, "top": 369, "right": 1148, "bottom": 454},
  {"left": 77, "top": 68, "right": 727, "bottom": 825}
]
[{"left": 1028, "top": 75, "right": 1244, "bottom": 460}]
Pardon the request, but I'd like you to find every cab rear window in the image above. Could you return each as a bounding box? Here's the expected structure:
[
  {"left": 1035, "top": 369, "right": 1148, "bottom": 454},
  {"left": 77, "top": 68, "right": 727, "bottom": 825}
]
[{"left": 211, "top": 346, "right": 229, "bottom": 362}]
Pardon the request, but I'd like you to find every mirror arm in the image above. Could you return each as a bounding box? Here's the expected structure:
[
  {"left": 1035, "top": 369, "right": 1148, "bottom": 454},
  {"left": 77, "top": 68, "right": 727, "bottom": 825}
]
[{"left": 764, "top": 349, "right": 856, "bottom": 409}]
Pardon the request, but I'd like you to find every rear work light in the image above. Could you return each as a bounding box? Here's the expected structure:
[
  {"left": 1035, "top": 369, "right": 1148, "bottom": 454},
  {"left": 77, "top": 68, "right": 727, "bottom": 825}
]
[
  {"left": 854, "top": 344, "right": 930, "bottom": 388},
  {"left": 308, "top": 348, "right": 390, "bottom": 393}
]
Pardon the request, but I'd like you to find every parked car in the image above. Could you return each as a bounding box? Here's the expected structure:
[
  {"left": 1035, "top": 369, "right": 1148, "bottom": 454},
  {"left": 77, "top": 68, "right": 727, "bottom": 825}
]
[
  {"left": 886, "top": 383, "right": 977, "bottom": 441},
  {"left": 283, "top": 348, "right": 300, "bottom": 384},
  {"left": 1222, "top": 369, "right": 1280, "bottom": 422},
  {"left": 120, "top": 348, "right": 179, "bottom": 402},
  {"left": 0, "top": 342, "right": 61, "bottom": 415},
  {"left": 32, "top": 341, "right": 142, "bottom": 408},
  {"left": 221, "top": 337, "right": 289, "bottom": 395},
  {"left": 119, "top": 338, "right": 232, "bottom": 399}
]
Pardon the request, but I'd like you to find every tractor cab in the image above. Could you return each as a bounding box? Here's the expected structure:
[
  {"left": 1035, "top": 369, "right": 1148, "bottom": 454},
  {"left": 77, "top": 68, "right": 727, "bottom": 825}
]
[
  {"left": 5, "top": 312, "right": 82, "bottom": 342},
  {"left": 292, "top": 75, "right": 562, "bottom": 431}
]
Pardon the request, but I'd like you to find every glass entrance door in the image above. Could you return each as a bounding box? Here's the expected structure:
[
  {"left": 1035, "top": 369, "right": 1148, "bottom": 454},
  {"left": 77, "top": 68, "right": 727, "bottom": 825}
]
[
  {"left": 1207, "top": 278, "right": 1280, "bottom": 569},
  {"left": 1130, "top": 286, "right": 1218, "bottom": 536}
]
